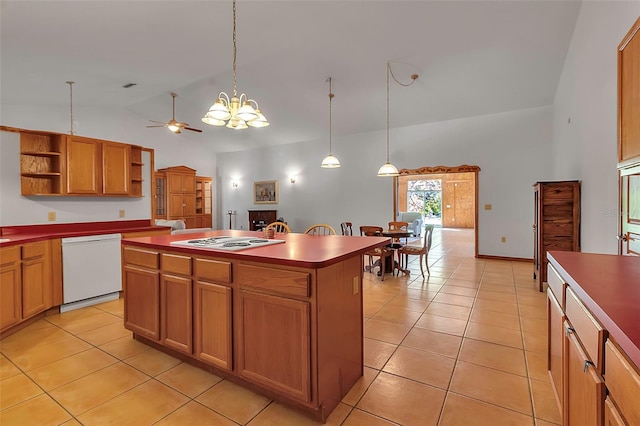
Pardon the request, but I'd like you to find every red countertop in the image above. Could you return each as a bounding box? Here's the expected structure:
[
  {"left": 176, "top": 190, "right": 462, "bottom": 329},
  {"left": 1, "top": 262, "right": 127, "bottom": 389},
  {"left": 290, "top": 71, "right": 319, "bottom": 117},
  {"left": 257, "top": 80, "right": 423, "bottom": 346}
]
[
  {"left": 0, "top": 220, "right": 169, "bottom": 246},
  {"left": 547, "top": 251, "right": 640, "bottom": 368},
  {"left": 122, "top": 229, "right": 391, "bottom": 269}
]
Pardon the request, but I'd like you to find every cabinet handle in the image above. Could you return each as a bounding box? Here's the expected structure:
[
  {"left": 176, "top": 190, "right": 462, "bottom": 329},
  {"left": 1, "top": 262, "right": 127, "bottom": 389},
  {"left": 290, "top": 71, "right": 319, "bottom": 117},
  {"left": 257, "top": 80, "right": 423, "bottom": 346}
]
[
  {"left": 583, "top": 359, "right": 594, "bottom": 372},
  {"left": 617, "top": 234, "right": 629, "bottom": 242},
  {"left": 565, "top": 326, "right": 575, "bottom": 336}
]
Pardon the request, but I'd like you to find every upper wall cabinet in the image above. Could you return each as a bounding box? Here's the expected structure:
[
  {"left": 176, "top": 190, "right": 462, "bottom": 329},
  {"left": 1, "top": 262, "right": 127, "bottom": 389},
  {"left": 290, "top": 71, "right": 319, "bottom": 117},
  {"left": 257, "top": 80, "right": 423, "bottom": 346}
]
[
  {"left": 618, "top": 17, "right": 640, "bottom": 167},
  {"left": 20, "top": 131, "right": 144, "bottom": 197}
]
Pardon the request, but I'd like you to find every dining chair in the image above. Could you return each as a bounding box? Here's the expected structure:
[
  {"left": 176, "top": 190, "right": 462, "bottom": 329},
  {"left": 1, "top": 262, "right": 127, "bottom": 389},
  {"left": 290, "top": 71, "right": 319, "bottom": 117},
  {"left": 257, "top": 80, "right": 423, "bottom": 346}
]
[
  {"left": 399, "top": 224, "right": 434, "bottom": 278},
  {"left": 265, "top": 221, "right": 291, "bottom": 234},
  {"left": 359, "top": 226, "right": 393, "bottom": 281},
  {"left": 340, "top": 222, "right": 353, "bottom": 236},
  {"left": 304, "top": 224, "right": 336, "bottom": 235}
]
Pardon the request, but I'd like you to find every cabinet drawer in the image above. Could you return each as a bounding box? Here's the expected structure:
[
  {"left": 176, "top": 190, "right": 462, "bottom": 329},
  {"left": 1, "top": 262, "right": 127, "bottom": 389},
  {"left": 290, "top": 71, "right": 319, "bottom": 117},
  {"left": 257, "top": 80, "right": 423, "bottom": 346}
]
[
  {"left": 22, "top": 241, "right": 46, "bottom": 260},
  {"left": 162, "top": 253, "right": 191, "bottom": 276},
  {"left": 123, "top": 247, "right": 159, "bottom": 269},
  {"left": 0, "top": 246, "right": 20, "bottom": 265},
  {"left": 605, "top": 340, "right": 640, "bottom": 426},
  {"left": 195, "top": 258, "right": 231, "bottom": 284},
  {"left": 238, "top": 264, "right": 310, "bottom": 298},
  {"left": 547, "top": 264, "right": 565, "bottom": 307},
  {"left": 565, "top": 286, "right": 605, "bottom": 372}
]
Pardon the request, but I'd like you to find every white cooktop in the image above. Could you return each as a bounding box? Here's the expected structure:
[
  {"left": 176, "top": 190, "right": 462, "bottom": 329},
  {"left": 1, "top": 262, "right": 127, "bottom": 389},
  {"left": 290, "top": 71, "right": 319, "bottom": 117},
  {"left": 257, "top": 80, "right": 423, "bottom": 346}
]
[{"left": 170, "top": 236, "right": 285, "bottom": 251}]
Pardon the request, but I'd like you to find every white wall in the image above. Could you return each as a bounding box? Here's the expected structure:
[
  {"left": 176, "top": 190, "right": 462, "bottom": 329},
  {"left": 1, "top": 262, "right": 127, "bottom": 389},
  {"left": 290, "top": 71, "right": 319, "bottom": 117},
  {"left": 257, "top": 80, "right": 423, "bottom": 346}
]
[
  {"left": 217, "top": 106, "right": 553, "bottom": 258},
  {"left": 0, "top": 105, "right": 218, "bottom": 226},
  {"left": 552, "top": 2, "right": 640, "bottom": 254}
]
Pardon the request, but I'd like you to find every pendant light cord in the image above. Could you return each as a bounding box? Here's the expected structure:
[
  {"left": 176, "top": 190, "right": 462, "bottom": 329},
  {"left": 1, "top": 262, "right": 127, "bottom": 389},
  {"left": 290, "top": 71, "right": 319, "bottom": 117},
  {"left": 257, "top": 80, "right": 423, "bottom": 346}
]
[
  {"left": 328, "top": 77, "right": 334, "bottom": 154},
  {"left": 386, "top": 61, "right": 419, "bottom": 162},
  {"left": 66, "top": 81, "right": 75, "bottom": 135},
  {"left": 232, "top": 0, "right": 237, "bottom": 98}
]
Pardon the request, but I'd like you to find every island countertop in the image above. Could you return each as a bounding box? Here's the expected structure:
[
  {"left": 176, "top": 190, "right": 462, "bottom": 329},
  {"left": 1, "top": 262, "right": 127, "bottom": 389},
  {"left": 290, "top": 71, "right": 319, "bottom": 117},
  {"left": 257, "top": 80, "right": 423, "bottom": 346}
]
[
  {"left": 547, "top": 251, "right": 640, "bottom": 368},
  {"left": 122, "top": 229, "right": 391, "bottom": 269}
]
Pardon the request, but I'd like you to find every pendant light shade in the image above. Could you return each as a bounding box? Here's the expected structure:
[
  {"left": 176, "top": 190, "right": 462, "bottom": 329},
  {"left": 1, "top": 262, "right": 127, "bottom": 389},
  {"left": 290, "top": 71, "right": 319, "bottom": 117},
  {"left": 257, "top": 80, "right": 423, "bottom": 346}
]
[
  {"left": 377, "top": 62, "right": 418, "bottom": 177},
  {"left": 321, "top": 77, "right": 340, "bottom": 168}
]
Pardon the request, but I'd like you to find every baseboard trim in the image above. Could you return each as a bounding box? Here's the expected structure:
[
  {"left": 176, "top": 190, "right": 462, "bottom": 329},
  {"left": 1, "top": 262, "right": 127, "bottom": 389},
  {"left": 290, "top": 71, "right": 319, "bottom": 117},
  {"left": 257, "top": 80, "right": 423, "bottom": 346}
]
[{"left": 477, "top": 254, "right": 533, "bottom": 262}]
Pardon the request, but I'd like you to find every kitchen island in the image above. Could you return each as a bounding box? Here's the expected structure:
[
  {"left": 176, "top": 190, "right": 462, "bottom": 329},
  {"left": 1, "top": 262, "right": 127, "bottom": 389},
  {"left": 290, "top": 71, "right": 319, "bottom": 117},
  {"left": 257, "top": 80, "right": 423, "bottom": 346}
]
[{"left": 121, "top": 230, "right": 389, "bottom": 422}]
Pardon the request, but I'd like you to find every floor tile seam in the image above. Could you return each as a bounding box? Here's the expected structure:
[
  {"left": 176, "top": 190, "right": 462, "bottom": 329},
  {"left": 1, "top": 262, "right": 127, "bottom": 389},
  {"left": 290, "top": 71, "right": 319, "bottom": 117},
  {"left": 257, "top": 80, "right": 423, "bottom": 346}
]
[
  {"left": 340, "top": 408, "right": 401, "bottom": 426},
  {"left": 461, "top": 336, "right": 528, "bottom": 354},
  {"left": 411, "top": 322, "right": 467, "bottom": 339},
  {"left": 67, "top": 374, "right": 155, "bottom": 419},
  {"left": 0, "top": 377, "right": 46, "bottom": 413},
  {"left": 525, "top": 374, "right": 559, "bottom": 422},
  {"left": 468, "top": 305, "right": 520, "bottom": 317},
  {"left": 466, "top": 318, "right": 522, "bottom": 332},
  {"left": 25, "top": 356, "right": 129, "bottom": 393},
  {"left": 339, "top": 370, "right": 382, "bottom": 411},
  {"left": 454, "top": 351, "right": 530, "bottom": 379}
]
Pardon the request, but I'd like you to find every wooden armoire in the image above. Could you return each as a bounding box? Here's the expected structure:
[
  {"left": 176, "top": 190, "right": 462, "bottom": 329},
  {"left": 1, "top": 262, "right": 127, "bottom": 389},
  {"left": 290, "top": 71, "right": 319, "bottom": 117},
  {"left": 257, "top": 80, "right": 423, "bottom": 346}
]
[{"left": 533, "top": 181, "right": 581, "bottom": 291}]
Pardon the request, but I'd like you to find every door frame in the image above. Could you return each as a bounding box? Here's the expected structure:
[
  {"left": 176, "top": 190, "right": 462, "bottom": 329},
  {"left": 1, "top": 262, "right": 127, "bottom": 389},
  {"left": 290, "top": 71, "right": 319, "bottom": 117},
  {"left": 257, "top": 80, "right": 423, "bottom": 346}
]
[{"left": 394, "top": 164, "right": 481, "bottom": 258}]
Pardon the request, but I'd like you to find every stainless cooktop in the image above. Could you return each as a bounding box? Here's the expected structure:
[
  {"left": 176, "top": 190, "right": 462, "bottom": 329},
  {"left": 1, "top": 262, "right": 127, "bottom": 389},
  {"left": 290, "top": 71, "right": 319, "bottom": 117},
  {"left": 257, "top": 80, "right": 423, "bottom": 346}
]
[{"left": 170, "top": 236, "right": 285, "bottom": 251}]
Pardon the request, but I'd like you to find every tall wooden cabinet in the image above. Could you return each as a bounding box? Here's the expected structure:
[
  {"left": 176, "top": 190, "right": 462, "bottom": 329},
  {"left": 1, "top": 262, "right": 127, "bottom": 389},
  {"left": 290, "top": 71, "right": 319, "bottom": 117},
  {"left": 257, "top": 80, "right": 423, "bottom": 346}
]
[
  {"left": 618, "top": 18, "right": 640, "bottom": 255},
  {"left": 196, "top": 176, "right": 213, "bottom": 228},
  {"left": 158, "top": 166, "right": 197, "bottom": 228},
  {"left": 533, "top": 181, "right": 580, "bottom": 291}
]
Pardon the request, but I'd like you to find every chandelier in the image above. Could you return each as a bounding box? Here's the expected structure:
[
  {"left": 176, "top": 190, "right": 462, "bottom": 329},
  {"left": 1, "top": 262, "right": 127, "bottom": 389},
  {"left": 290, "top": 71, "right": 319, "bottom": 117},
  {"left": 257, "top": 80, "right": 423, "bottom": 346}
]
[
  {"left": 321, "top": 77, "right": 340, "bottom": 168},
  {"left": 377, "top": 62, "right": 418, "bottom": 176},
  {"left": 202, "top": 0, "right": 268, "bottom": 129}
]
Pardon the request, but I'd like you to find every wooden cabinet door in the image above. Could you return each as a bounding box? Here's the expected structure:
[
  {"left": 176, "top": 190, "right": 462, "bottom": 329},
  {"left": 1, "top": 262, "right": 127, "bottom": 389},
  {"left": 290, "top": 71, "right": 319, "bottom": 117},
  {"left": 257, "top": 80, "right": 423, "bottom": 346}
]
[
  {"left": 161, "top": 274, "right": 192, "bottom": 354},
  {"left": 618, "top": 17, "right": 640, "bottom": 165},
  {"left": 238, "top": 290, "right": 311, "bottom": 403},
  {"left": 183, "top": 173, "right": 196, "bottom": 193},
  {"left": 124, "top": 266, "right": 160, "bottom": 340},
  {"left": 183, "top": 193, "right": 197, "bottom": 217},
  {"left": 66, "top": 136, "right": 101, "bottom": 194},
  {"left": 21, "top": 257, "right": 49, "bottom": 318},
  {"left": 564, "top": 322, "right": 605, "bottom": 426},
  {"left": 547, "top": 289, "right": 564, "bottom": 417},
  {"left": 102, "top": 142, "right": 130, "bottom": 195},
  {"left": 168, "top": 172, "right": 185, "bottom": 193},
  {"left": 0, "top": 248, "right": 21, "bottom": 331},
  {"left": 194, "top": 281, "right": 232, "bottom": 370},
  {"left": 168, "top": 193, "right": 185, "bottom": 218},
  {"left": 604, "top": 397, "right": 626, "bottom": 426}
]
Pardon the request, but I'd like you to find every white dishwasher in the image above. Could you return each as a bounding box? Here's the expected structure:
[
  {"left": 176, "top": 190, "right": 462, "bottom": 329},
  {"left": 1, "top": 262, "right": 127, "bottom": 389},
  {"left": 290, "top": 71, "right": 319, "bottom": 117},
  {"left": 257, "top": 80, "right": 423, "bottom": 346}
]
[{"left": 61, "top": 233, "right": 122, "bottom": 312}]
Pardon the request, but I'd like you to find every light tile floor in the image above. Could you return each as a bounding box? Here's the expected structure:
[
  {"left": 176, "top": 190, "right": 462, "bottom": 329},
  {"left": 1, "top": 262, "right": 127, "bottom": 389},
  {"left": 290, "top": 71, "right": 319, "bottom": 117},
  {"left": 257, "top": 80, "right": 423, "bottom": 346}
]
[{"left": 0, "top": 228, "right": 560, "bottom": 425}]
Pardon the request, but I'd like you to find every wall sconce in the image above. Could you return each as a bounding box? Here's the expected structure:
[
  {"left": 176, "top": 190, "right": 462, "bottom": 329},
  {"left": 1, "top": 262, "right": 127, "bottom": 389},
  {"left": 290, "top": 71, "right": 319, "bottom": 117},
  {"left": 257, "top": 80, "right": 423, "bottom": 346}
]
[
  {"left": 290, "top": 176, "right": 296, "bottom": 184},
  {"left": 232, "top": 181, "right": 238, "bottom": 188}
]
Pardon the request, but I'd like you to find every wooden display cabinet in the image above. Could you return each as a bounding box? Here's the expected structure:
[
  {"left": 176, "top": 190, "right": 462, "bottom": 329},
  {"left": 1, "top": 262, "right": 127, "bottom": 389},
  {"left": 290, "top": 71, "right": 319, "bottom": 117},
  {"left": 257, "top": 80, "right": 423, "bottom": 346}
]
[
  {"left": 20, "top": 132, "right": 64, "bottom": 195},
  {"left": 196, "top": 176, "right": 213, "bottom": 228},
  {"left": 159, "top": 166, "right": 197, "bottom": 228}
]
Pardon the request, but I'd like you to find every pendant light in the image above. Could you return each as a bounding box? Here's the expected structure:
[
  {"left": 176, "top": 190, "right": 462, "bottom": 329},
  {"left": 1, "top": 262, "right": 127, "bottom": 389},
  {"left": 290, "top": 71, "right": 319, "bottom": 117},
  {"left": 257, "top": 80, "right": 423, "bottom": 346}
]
[
  {"left": 377, "top": 62, "right": 418, "bottom": 177},
  {"left": 202, "top": 0, "right": 268, "bottom": 129},
  {"left": 321, "top": 77, "right": 340, "bottom": 168}
]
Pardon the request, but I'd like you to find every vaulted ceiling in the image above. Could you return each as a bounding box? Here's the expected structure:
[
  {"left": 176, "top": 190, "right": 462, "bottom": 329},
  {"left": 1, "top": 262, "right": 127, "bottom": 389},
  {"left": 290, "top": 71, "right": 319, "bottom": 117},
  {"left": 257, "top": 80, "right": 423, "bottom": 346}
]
[{"left": 0, "top": 1, "right": 581, "bottom": 152}]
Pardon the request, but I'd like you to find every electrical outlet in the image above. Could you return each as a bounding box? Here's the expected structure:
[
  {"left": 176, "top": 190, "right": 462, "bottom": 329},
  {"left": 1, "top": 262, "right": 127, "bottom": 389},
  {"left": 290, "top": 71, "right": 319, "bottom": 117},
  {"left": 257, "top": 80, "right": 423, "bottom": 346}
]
[
  {"left": 484, "top": 204, "right": 492, "bottom": 210},
  {"left": 501, "top": 236, "right": 506, "bottom": 243},
  {"left": 119, "top": 210, "right": 125, "bottom": 218},
  {"left": 47, "top": 211, "right": 56, "bottom": 221}
]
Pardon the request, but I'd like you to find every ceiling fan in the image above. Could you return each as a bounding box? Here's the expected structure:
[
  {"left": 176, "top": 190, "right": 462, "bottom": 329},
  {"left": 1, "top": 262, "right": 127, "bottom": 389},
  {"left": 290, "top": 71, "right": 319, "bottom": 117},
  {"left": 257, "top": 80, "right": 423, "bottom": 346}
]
[{"left": 147, "top": 92, "right": 202, "bottom": 134}]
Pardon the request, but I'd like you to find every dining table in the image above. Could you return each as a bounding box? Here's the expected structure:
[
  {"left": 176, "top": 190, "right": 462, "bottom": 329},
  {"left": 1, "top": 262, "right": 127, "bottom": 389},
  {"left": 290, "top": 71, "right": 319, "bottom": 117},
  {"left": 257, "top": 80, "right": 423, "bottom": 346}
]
[{"left": 381, "top": 228, "right": 414, "bottom": 275}]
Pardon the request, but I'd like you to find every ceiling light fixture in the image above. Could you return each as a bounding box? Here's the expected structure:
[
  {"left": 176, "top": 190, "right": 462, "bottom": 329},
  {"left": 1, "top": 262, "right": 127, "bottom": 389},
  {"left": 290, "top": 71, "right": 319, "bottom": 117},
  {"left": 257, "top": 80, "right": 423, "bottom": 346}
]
[
  {"left": 377, "top": 62, "right": 418, "bottom": 177},
  {"left": 202, "top": 0, "right": 268, "bottom": 129},
  {"left": 321, "top": 77, "right": 340, "bottom": 168},
  {"left": 66, "top": 81, "right": 75, "bottom": 135}
]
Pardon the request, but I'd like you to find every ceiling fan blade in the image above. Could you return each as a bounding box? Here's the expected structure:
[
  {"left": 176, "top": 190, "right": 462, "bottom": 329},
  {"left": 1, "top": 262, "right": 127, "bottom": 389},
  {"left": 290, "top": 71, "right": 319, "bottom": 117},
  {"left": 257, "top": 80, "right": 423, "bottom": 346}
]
[
  {"left": 146, "top": 125, "right": 167, "bottom": 128},
  {"left": 148, "top": 119, "right": 167, "bottom": 124},
  {"left": 185, "top": 127, "right": 203, "bottom": 133}
]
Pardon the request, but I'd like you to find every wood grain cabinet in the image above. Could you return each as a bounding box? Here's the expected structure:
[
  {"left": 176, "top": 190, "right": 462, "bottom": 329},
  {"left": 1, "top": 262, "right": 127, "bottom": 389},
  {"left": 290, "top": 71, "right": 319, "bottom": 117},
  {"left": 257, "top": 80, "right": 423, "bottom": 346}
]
[
  {"left": 161, "top": 253, "right": 193, "bottom": 354},
  {"left": 159, "top": 166, "right": 197, "bottom": 228},
  {"left": 19, "top": 130, "right": 144, "bottom": 197},
  {"left": 123, "top": 247, "right": 161, "bottom": 340},
  {"left": 533, "top": 181, "right": 580, "bottom": 291},
  {"left": 0, "top": 246, "right": 21, "bottom": 331},
  {"left": 194, "top": 257, "right": 233, "bottom": 371},
  {"left": 1, "top": 241, "right": 53, "bottom": 333},
  {"left": 618, "top": 17, "right": 640, "bottom": 167},
  {"left": 196, "top": 176, "right": 213, "bottom": 228}
]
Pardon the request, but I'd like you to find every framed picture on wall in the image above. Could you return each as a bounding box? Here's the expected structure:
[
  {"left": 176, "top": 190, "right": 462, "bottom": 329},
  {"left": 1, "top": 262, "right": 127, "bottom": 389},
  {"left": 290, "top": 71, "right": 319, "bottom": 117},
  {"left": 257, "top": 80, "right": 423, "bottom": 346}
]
[{"left": 253, "top": 180, "right": 278, "bottom": 204}]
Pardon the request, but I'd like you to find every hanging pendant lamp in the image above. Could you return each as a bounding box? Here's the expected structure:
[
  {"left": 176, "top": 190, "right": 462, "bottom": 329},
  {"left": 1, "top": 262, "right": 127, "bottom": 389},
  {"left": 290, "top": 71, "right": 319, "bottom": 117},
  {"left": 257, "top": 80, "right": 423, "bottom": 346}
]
[
  {"left": 202, "top": 0, "right": 268, "bottom": 129},
  {"left": 377, "top": 62, "right": 418, "bottom": 177},
  {"left": 321, "top": 77, "right": 340, "bottom": 168}
]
